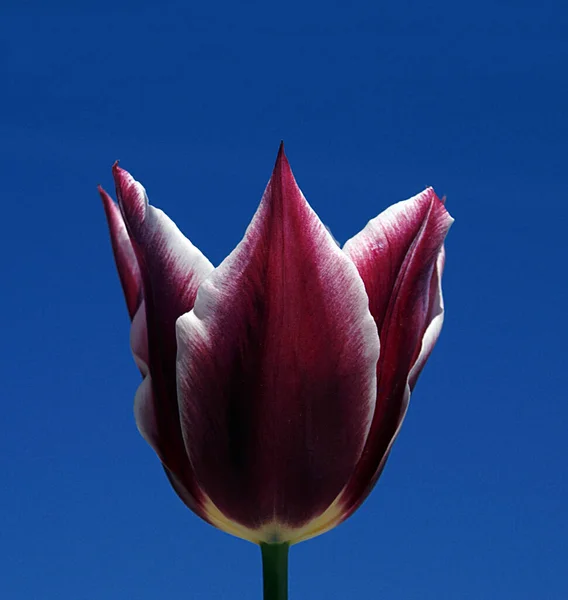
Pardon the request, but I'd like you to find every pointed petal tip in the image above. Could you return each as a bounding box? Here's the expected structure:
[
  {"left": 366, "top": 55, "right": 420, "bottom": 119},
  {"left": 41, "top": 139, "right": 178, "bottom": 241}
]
[
  {"left": 112, "top": 161, "right": 140, "bottom": 198},
  {"left": 98, "top": 184, "right": 112, "bottom": 204},
  {"left": 99, "top": 185, "right": 120, "bottom": 222},
  {"left": 271, "top": 141, "right": 295, "bottom": 188},
  {"left": 98, "top": 184, "right": 109, "bottom": 207},
  {"left": 275, "top": 138, "right": 289, "bottom": 163},
  {"left": 99, "top": 185, "right": 123, "bottom": 228},
  {"left": 422, "top": 186, "right": 440, "bottom": 202},
  {"left": 111, "top": 161, "right": 133, "bottom": 186},
  {"left": 111, "top": 163, "right": 148, "bottom": 227},
  {"left": 420, "top": 187, "right": 454, "bottom": 226},
  {"left": 111, "top": 160, "right": 127, "bottom": 185},
  {"left": 421, "top": 185, "right": 447, "bottom": 206}
]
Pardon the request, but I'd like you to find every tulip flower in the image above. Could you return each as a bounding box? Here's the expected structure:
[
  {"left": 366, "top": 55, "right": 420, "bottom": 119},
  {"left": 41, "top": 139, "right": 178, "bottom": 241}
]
[{"left": 100, "top": 144, "right": 452, "bottom": 599}]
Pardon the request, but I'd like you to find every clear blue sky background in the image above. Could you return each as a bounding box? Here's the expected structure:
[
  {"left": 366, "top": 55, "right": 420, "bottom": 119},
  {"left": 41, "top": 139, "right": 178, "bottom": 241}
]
[{"left": 1, "top": 0, "right": 566, "bottom": 598}]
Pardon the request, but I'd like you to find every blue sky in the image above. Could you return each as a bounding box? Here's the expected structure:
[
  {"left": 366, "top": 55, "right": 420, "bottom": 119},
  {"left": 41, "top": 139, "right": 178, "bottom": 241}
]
[{"left": 1, "top": 0, "right": 566, "bottom": 598}]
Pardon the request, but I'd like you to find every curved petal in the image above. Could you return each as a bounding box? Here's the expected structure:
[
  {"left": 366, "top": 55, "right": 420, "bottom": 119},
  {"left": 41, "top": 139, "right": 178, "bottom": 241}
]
[
  {"left": 100, "top": 188, "right": 152, "bottom": 436},
  {"left": 112, "top": 164, "right": 215, "bottom": 509},
  {"left": 99, "top": 185, "right": 143, "bottom": 319},
  {"left": 175, "top": 146, "right": 380, "bottom": 540},
  {"left": 409, "top": 246, "right": 446, "bottom": 389},
  {"left": 336, "top": 188, "right": 453, "bottom": 518}
]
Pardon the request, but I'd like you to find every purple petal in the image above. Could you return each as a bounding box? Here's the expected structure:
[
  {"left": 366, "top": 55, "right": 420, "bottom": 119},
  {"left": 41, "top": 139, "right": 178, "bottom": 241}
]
[
  {"left": 99, "top": 185, "right": 142, "bottom": 320},
  {"left": 100, "top": 186, "right": 148, "bottom": 380},
  {"left": 175, "top": 146, "right": 380, "bottom": 538},
  {"left": 336, "top": 188, "right": 453, "bottom": 519},
  {"left": 111, "top": 165, "right": 214, "bottom": 508}
]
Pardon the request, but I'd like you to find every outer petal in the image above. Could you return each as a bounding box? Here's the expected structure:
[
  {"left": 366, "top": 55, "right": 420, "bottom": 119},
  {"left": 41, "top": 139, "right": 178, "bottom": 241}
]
[
  {"left": 99, "top": 186, "right": 142, "bottom": 319},
  {"left": 334, "top": 188, "right": 453, "bottom": 520},
  {"left": 175, "top": 146, "right": 380, "bottom": 541},
  {"left": 112, "top": 165, "right": 215, "bottom": 509},
  {"left": 100, "top": 187, "right": 148, "bottom": 377}
]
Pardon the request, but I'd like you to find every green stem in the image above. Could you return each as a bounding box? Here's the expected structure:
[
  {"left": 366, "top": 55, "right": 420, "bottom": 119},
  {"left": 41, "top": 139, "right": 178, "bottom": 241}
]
[{"left": 260, "top": 542, "right": 289, "bottom": 600}]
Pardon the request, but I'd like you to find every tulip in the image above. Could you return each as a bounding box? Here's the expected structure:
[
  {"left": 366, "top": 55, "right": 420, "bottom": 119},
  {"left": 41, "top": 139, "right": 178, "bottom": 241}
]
[{"left": 100, "top": 144, "right": 452, "bottom": 599}]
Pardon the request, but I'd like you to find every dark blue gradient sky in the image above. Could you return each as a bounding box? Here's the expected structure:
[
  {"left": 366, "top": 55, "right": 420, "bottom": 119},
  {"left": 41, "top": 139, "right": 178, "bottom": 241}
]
[{"left": 1, "top": 1, "right": 566, "bottom": 598}]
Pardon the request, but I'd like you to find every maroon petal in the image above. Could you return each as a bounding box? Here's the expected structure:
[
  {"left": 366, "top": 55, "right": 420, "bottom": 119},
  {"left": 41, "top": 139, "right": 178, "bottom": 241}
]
[
  {"left": 100, "top": 186, "right": 148, "bottom": 378},
  {"left": 175, "top": 146, "right": 380, "bottom": 540},
  {"left": 99, "top": 186, "right": 142, "bottom": 319},
  {"left": 337, "top": 188, "right": 453, "bottom": 519},
  {"left": 112, "top": 165, "right": 214, "bottom": 509}
]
